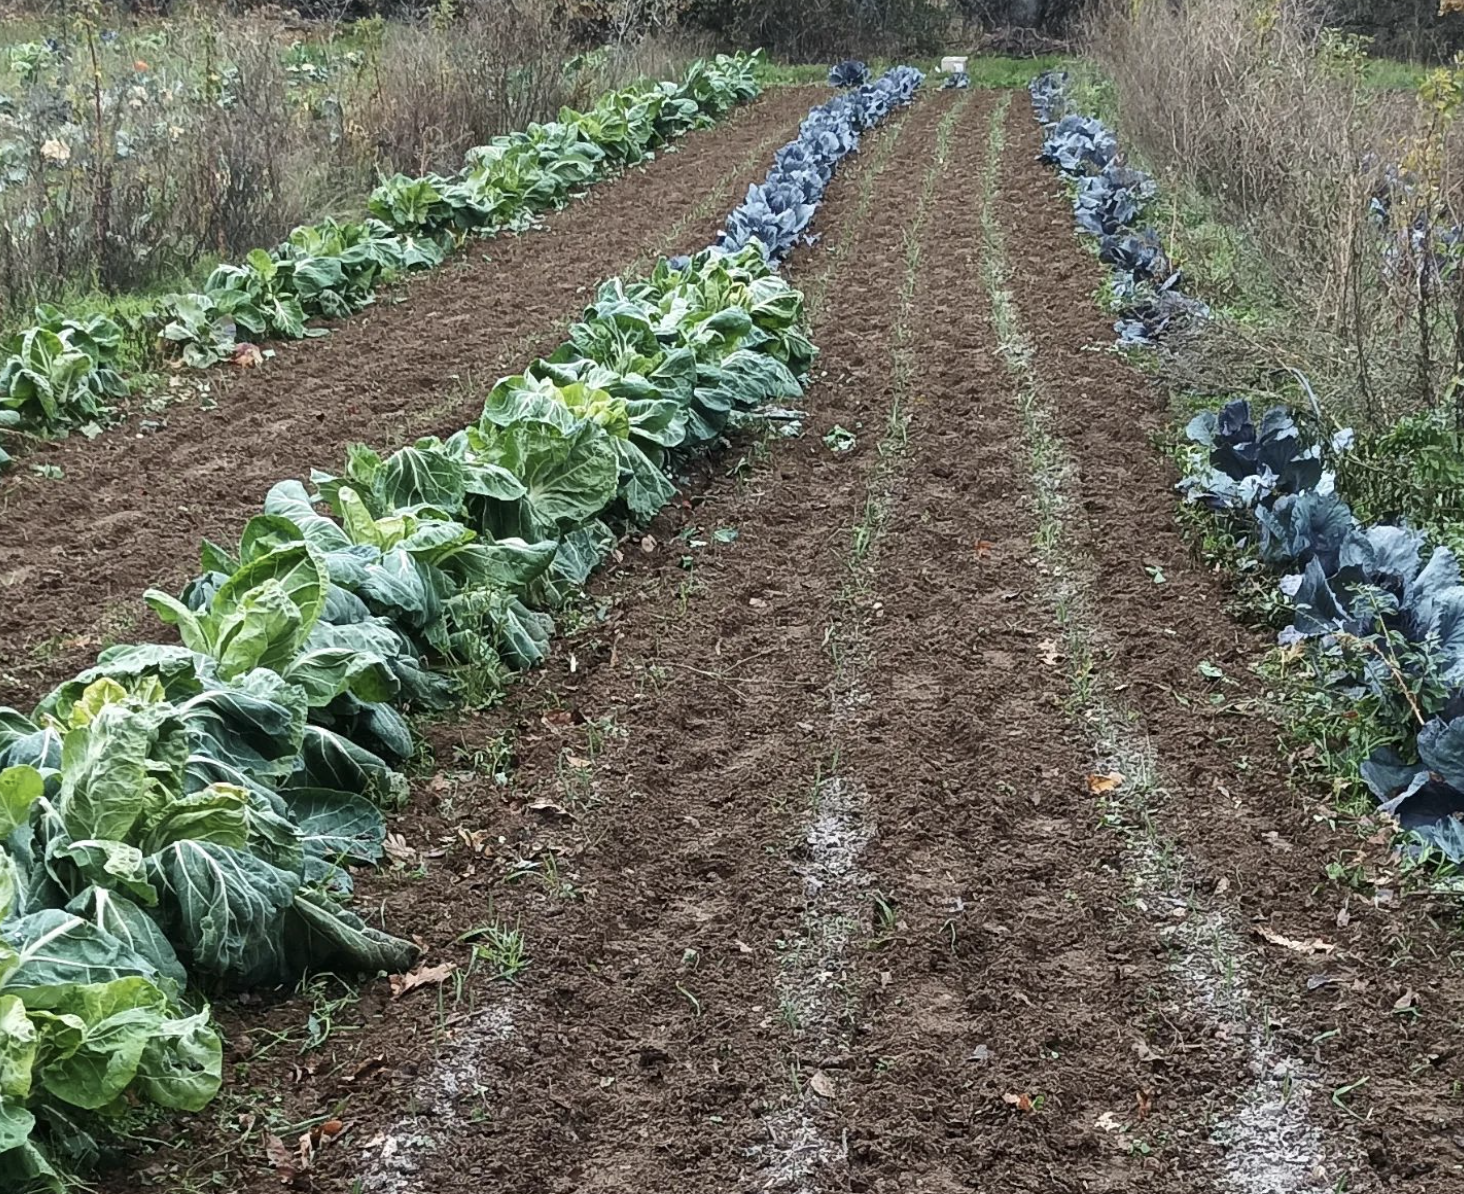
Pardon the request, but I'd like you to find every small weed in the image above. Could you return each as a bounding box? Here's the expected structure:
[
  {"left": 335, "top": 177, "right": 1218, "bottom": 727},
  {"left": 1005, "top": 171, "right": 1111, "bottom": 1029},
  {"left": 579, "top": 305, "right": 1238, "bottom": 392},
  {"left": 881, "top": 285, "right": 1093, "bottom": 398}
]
[
  {"left": 298, "top": 975, "right": 362, "bottom": 1053},
  {"left": 453, "top": 732, "right": 515, "bottom": 786},
  {"left": 1331, "top": 1075, "right": 1370, "bottom": 1120},
  {"left": 463, "top": 921, "right": 529, "bottom": 982},
  {"left": 676, "top": 982, "right": 702, "bottom": 1018},
  {"left": 869, "top": 890, "right": 900, "bottom": 946}
]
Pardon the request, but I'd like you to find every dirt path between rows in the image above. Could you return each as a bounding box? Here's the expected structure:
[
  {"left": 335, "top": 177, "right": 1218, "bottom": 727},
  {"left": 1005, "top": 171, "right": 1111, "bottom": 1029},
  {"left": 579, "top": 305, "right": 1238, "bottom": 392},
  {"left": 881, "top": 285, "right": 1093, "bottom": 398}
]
[
  {"left": 79, "top": 83, "right": 1464, "bottom": 1194},
  {"left": 104, "top": 88, "right": 945, "bottom": 1194},
  {"left": 996, "top": 100, "right": 1464, "bottom": 1191},
  {"left": 0, "top": 85, "right": 823, "bottom": 709}
]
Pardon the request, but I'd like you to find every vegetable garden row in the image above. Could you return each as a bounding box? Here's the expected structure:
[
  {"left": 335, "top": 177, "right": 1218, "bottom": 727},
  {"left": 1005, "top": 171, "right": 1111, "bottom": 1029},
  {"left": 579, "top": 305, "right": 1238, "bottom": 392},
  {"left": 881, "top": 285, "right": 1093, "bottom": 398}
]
[
  {"left": 1031, "top": 72, "right": 1464, "bottom": 865},
  {"left": 0, "top": 63, "right": 923, "bottom": 1190},
  {"left": 0, "top": 53, "right": 764, "bottom": 469}
]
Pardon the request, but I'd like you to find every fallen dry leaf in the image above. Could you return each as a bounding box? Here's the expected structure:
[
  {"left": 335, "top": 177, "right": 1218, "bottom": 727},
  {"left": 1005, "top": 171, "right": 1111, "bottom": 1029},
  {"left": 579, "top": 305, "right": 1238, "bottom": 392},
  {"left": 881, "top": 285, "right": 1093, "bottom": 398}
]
[
  {"left": 382, "top": 832, "right": 416, "bottom": 865},
  {"left": 1254, "top": 924, "right": 1335, "bottom": 956},
  {"left": 1087, "top": 773, "right": 1124, "bottom": 795},
  {"left": 344, "top": 1056, "right": 386, "bottom": 1084},
  {"left": 296, "top": 1130, "right": 315, "bottom": 1173},
  {"left": 264, "top": 1133, "right": 300, "bottom": 1184},
  {"left": 1002, "top": 1092, "right": 1035, "bottom": 1112},
  {"left": 975, "top": 539, "right": 995, "bottom": 558},
  {"left": 320, "top": 1119, "right": 345, "bottom": 1137},
  {"left": 231, "top": 342, "right": 265, "bottom": 368},
  {"left": 809, "top": 1070, "right": 837, "bottom": 1099},
  {"left": 1038, "top": 640, "right": 1062, "bottom": 667},
  {"left": 1393, "top": 988, "right": 1420, "bottom": 1013},
  {"left": 456, "top": 826, "right": 492, "bottom": 854},
  {"left": 640, "top": 534, "right": 657, "bottom": 553},
  {"left": 390, "top": 961, "right": 457, "bottom": 1000},
  {"left": 527, "top": 797, "right": 574, "bottom": 819}
]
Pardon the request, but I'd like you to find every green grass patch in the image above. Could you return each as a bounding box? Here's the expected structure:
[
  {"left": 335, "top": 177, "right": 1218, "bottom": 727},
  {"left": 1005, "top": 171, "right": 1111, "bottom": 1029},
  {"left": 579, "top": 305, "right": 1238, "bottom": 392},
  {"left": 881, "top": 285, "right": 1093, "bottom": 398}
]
[
  {"left": 1361, "top": 56, "right": 1431, "bottom": 92},
  {"left": 964, "top": 54, "right": 1066, "bottom": 89},
  {"left": 760, "top": 54, "right": 1068, "bottom": 91}
]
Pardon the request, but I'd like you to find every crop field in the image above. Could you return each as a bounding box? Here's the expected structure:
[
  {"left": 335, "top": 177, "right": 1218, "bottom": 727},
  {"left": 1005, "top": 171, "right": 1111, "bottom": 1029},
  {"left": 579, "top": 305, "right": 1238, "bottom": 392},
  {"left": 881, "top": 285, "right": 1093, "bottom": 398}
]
[{"left": 5, "top": 4, "right": 1464, "bottom": 1193}]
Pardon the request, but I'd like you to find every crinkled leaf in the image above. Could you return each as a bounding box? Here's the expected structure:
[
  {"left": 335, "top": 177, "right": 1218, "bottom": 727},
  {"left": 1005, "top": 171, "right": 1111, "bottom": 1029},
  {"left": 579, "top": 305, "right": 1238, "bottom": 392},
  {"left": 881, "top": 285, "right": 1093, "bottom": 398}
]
[
  {"left": 64, "top": 887, "right": 185, "bottom": 991},
  {"left": 145, "top": 841, "right": 298, "bottom": 986}
]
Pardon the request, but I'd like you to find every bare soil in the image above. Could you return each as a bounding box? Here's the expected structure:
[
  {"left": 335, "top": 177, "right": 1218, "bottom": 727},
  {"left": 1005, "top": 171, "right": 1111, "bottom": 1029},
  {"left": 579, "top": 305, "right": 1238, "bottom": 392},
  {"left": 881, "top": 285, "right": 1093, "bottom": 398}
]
[
  {"left": 49, "top": 83, "right": 1464, "bottom": 1194},
  {"left": 999, "top": 104, "right": 1464, "bottom": 1191},
  {"left": 0, "top": 86, "right": 823, "bottom": 708}
]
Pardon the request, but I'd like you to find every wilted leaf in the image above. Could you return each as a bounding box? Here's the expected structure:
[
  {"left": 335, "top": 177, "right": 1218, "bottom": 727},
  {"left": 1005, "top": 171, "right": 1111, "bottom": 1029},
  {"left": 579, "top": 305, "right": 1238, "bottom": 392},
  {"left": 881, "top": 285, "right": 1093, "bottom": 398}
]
[
  {"left": 389, "top": 960, "right": 456, "bottom": 999},
  {"left": 296, "top": 1131, "right": 315, "bottom": 1174},
  {"left": 1087, "top": 773, "right": 1124, "bottom": 794},
  {"left": 1254, "top": 924, "right": 1335, "bottom": 955},
  {"left": 265, "top": 1133, "right": 300, "bottom": 1184},
  {"left": 1002, "top": 1092, "right": 1035, "bottom": 1112},
  {"left": 344, "top": 1056, "right": 386, "bottom": 1084}
]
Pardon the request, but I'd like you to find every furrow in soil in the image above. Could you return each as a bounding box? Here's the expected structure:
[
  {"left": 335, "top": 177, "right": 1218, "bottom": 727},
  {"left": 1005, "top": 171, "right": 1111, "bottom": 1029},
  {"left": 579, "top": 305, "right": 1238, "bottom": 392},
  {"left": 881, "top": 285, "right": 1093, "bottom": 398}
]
[
  {"left": 105, "top": 97, "right": 941, "bottom": 1194},
  {"left": 0, "top": 85, "right": 824, "bottom": 708},
  {"left": 782, "top": 90, "right": 1225, "bottom": 1194},
  {"left": 992, "top": 94, "right": 1464, "bottom": 1193}
]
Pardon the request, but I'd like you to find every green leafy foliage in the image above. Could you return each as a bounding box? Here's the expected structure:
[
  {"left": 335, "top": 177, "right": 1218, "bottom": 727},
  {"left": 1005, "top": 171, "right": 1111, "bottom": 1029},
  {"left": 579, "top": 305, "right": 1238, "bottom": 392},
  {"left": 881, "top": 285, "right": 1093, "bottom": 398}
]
[
  {"left": 9, "top": 53, "right": 762, "bottom": 448},
  {"left": 0, "top": 308, "right": 125, "bottom": 436},
  {"left": 0, "top": 57, "right": 823, "bottom": 1187},
  {"left": 369, "top": 53, "right": 761, "bottom": 241}
]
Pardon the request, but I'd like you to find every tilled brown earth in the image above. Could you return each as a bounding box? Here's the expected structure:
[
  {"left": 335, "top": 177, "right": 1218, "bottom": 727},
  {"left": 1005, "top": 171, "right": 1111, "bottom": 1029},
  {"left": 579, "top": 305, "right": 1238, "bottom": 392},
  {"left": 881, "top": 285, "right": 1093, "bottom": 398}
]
[
  {"left": 78, "top": 82, "right": 1464, "bottom": 1194},
  {"left": 0, "top": 86, "right": 822, "bottom": 708},
  {"left": 997, "top": 102, "right": 1464, "bottom": 1191},
  {"left": 822, "top": 101, "right": 1224, "bottom": 1194}
]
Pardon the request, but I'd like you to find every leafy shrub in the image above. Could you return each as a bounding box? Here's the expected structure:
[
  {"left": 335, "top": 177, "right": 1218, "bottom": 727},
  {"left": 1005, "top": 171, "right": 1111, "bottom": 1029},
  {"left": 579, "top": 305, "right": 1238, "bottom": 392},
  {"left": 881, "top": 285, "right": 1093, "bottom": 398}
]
[
  {"left": 1031, "top": 71, "right": 1208, "bottom": 347},
  {"left": 1181, "top": 398, "right": 1464, "bottom": 861},
  {"left": 0, "top": 308, "right": 126, "bottom": 436},
  {"left": 0, "top": 67, "right": 918, "bottom": 1182},
  {"left": 718, "top": 65, "right": 923, "bottom": 262}
]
